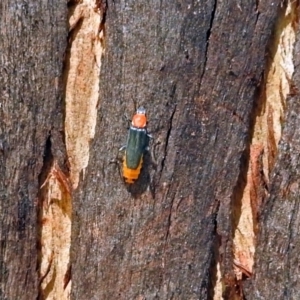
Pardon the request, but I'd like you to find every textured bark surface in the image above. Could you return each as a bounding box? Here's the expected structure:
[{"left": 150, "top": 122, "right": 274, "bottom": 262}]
[
  {"left": 71, "top": 1, "right": 280, "bottom": 299},
  {"left": 2, "top": 0, "right": 298, "bottom": 300},
  {"left": 247, "top": 21, "right": 300, "bottom": 300},
  {"left": 0, "top": 1, "right": 68, "bottom": 299}
]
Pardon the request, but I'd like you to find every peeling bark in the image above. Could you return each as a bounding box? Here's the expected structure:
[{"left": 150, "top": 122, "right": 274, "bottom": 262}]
[
  {"left": 247, "top": 3, "right": 300, "bottom": 299},
  {"left": 65, "top": 0, "right": 105, "bottom": 189},
  {"left": 235, "top": 1, "right": 298, "bottom": 298},
  {"left": 0, "top": 1, "right": 68, "bottom": 300},
  {"left": 71, "top": 1, "right": 280, "bottom": 299}
]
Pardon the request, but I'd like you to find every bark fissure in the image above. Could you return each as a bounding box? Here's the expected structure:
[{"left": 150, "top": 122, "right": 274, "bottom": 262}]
[
  {"left": 37, "top": 135, "right": 54, "bottom": 300},
  {"left": 200, "top": 0, "right": 217, "bottom": 84},
  {"left": 165, "top": 194, "right": 175, "bottom": 243},
  {"left": 232, "top": 1, "right": 297, "bottom": 298},
  {"left": 37, "top": 134, "right": 72, "bottom": 300},
  {"left": 160, "top": 104, "right": 177, "bottom": 179}
]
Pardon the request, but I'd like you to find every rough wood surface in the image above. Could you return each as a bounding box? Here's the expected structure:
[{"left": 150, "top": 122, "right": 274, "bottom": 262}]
[
  {"left": 71, "top": 1, "right": 280, "bottom": 299},
  {"left": 2, "top": 0, "right": 297, "bottom": 299},
  {"left": 0, "top": 1, "right": 68, "bottom": 299},
  {"left": 247, "top": 21, "right": 300, "bottom": 300}
]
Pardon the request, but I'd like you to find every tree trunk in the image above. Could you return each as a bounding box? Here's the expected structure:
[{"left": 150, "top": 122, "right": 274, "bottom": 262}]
[
  {"left": 0, "top": 0, "right": 299, "bottom": 300},
  {"left": 70, "top": 0, "right": 280, "bottom": 299},
  {"left": 0, "top": 1, "right": 68, "bottom": 300}
]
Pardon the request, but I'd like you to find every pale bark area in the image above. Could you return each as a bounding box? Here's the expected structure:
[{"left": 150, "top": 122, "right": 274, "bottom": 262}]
[
  {"left": 233, "top": 1, "right": 297, "bottom": 283},
  {"left": 65, "top": 0, "right": 104, "bottom": 189},
  {"left": 246, "top": 4, "right": 300, "bottom": 299}
]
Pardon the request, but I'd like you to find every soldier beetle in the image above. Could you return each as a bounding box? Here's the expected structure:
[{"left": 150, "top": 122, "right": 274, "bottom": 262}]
[{"left": 121, "top": 107, "right": 150, "bottom": 184}]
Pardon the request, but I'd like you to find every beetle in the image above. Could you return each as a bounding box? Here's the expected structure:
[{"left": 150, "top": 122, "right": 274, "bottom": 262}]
[{"left": 122, "top": 107, "right": 150, "bottom": 184}]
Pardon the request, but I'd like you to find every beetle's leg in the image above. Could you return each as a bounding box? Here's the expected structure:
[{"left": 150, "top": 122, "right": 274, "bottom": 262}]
[
  {"left": 145, "top": 140, "right": 158, "bottom": 167},
  {"left": 109, "top": 157, "right": 123, "bottom": 181},
  {"left": 109, "top": 146, "right": 126, "bottom": 183},
  {"left": 110, "top": 151, "right": 124, "bottom": 164},
  {"left": 119, "top": 145, "right": 126, "bottom": 152},
  {"left": 109, "top": 144, "right": 125, "bottom": 166},
  {"left": 122, "top": 113, "right": 131, "bottom": 129},
  {"left": 149, "top": 147, "right": 158, "bottom": 166}
]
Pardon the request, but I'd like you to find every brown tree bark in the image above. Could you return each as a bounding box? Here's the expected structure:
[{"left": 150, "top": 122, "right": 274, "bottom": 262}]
[
  {"left": 0, "top": 1, "right": 68, "bottom": 299},
  {"left": 1, "top": 0, "right": 299, "bottom": 300},
  {"left": 70, "top": 1, "right": 280, "bottom": 299}
]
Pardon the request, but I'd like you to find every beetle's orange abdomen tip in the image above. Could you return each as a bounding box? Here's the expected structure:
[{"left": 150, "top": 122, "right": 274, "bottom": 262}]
[
  {"left": 123, "top": 157, "right": 143, "bottom": 184},
  {"left": 124, "top": 178, "right": 135, "bottom": 184},
  {"left": 132, "top": 113, "right": 147, "bottom": 128}
]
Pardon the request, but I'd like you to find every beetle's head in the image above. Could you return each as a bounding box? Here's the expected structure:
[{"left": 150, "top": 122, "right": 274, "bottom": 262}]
[{"left": 132, "top": 107, "right": 147, "bottom": 128}]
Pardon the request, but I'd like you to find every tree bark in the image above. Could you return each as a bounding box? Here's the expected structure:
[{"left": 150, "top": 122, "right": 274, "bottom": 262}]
[
  {"left": 247, "top": 17, "right": 300, "bottom": 300},
  {"left": 1, "top": 0, "right": 299, "bottom": 300},
  {"left": 70, "top": 1, "right": 280, "bottom": 299},
  {"left": 0, "top": 1, "right": 68, "bottom": 299}
]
